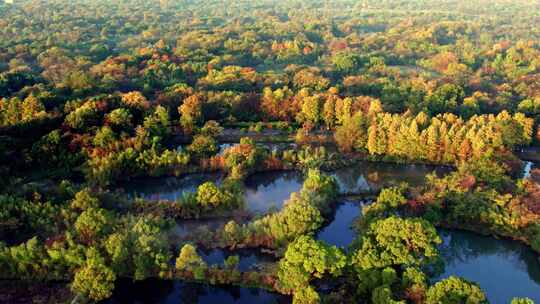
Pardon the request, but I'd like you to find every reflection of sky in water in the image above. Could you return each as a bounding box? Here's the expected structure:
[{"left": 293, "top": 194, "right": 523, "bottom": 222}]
[
  {"left": 106, "top": 279, "right": 289, "bottom": 304},
  {"left": 317, "top": 200, "right": 365, "bottom": 248},
  {"left": 522, "top": 161, "right": 539, "bottom": 178},
  {"left": 435, "top": 229, "right": 540, "bottom": 303},
  {"left": 244, "top": 171, "right": 304, "bottom": 214}
]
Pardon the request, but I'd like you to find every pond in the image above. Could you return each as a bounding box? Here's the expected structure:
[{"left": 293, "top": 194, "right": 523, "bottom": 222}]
[
  {"left": 109, "top": 159, "right": 540, "bottom": 303},
  {"left": 316, "top": 199, "right": 365, "bottom": 248},
  {"left": 331, "top": 161, "right": 450, "bottom": 194},
  {"left": 243, "top": 170, "right": 304, "bottom": 214},
  {"left": 314, "top": 205, "right": 540, "bottom": 302},
  {"left": 436, "top": 229, "right": 540, "bottom": 303},
  {"left": 123, "top": 170, "right": 304, "bottom": 214},
  {"left": 123, "top": 173, "right": 223, "bottom": 201},
  {"left": 104, "top": 279, "right": 289, "bottom": 304},
  {"left": 121, "top": 161, "right": 450, "bottom": 215}
]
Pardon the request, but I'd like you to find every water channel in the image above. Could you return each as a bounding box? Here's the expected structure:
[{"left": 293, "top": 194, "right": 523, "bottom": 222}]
[{"left": 112, "top": 155, "right": 540, "bottom": 303}]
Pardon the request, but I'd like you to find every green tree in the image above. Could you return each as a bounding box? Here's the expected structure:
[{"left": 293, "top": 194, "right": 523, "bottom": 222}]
[
  {"left": 93, "top": 126, "right": 116, "bottom": 148},
  {"left": 223, "top": 220, "right": 243, "bottom": 245},
  {"left": 332, "top": 52, "right": 361, "bottom": 74},
  {"left": 266, "top": 197, "right": 324, "bottom": 241},
  {"left": 176, "top": 243, "right": 207, "bottom": 280},
  {"left": 70, "top": 188, "right": 100, "bottom": 211},
  {"left": 224, "top": 255, "right": 240, "bottom": 270},
  {"left": 143, "top": 105, "right": 170, "bottom": 138},
  {"left": 103, "top": 216, "right": 170, "bottom": 280},
  {"left": 426, "top": 276, "right": 487, "bottom": 304},
  {"left": 130, "top": 217, "right": 171, "bottom": 280},
  {"left": 104, "top": 232, "right": 130, "bottom": 275},
  {"left": 372, "top": 286, "right": 404, "bottom": 304},
  {"left": 352, "top": 217, "right": 441, "bottom": 270},
  {"left": 424, "top": 84, "right": 464, "bottom": 115},
  {"left": 0, "top": 237, "right": 48, "bottom": 279},
  {"left": 106, "top": 108, "right": 133, "bottom": 128},
  {"left": 302, "top": 169, "right": 338, "bottom": 204},
  {"left": 196, "top": 182, "right": 232, "bottom": 208},
  {"left": 65, "top": 101, "right": 98, "bottom": 130},
  {"left": 278, "top": 235, "right": 346, "bottom": 290},
  {"left": 377, "top": 187, "right": 407, "bottom": 208},
  {"left": 293, "top": 285, "right": 320, "bottom": 304},
  {"left": 200, "top": 120, "right": 223, "bottom": 137},
  {"left": 71, "top": 248, "right": 116, "bottom": 301},
  {"left": 187, "top": 135, "right": 218, "bottom": 158},
  {"left": 74, "top": 208, "right": 111, "bottom": 243}
]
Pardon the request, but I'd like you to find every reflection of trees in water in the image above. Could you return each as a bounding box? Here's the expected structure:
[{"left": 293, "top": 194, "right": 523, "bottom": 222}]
[
  {"left": 437, "top": 229, "right": 540, "bottom": 285},
  {"left": 176, "top": 282, "right": 208, "bottom": 303},
  {"left": 331, "top": 162, "right": 447, "bottom": 193},
  {"left": 198, "top": 248, "right": 276, "bottom": 271},
  {"left": 124, "top": 173, "right": 222, "bottom": 200},
  {"left": 332, "top": 167, "right": 369, "bottom": 192},
  {"left": 213, "top": 285, "right": 243, "bottom": 301},
  {"left": 108, "top": 278, "right": 175, "bottom": 303},
  {"left": 109, "top": 280, "right": 290, "bottom": 304},
  {"left": 243, "top": 171, "right": 304, "bottom": 213},
  {"left": 177, "top": 283, "right": 288, "bottom": 304},
  {"left": 244, "top": 171, "right": 303, "bottom": 190}
]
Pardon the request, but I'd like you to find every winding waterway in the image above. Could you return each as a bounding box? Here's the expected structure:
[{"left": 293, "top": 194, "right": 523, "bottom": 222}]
[
  {"left": 113, "top": 159, "right": 540, "bottom": 302},
  {"left": 316, "top": 199, "right": 364, "bottom": 248}
]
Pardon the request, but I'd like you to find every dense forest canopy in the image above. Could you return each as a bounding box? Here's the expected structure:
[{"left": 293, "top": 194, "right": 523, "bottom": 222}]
[{"left": 1, "top": 0, "right": 540, "bottom": 303}]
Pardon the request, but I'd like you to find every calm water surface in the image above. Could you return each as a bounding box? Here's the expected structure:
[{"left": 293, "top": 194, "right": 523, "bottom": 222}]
[
  {"left": 124, "top": 173, "right": 223, "bottom": 201},
  {"left": 200, "top": 248, "right": 276, "bottom": 272},
  {"left": 107, "top": 162, "right": 540, "bottom": 303},
  {"left": 123, "top": 161, "right": 448, "bottom": 213},
  {"left": 436, "top": 229, "right": 540, "bottom": 303},
  {"left": 105, "top": 279, "right": 289, "bottom": 304},
  {"left": 331, "top": 162, "right": 450, "bottom": 193},
  {"left": 316, "top": 200, "right": 364, "bottom": 248},
  {"left": 243, "top": 170, "right": 304, "bottom": 214}
]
